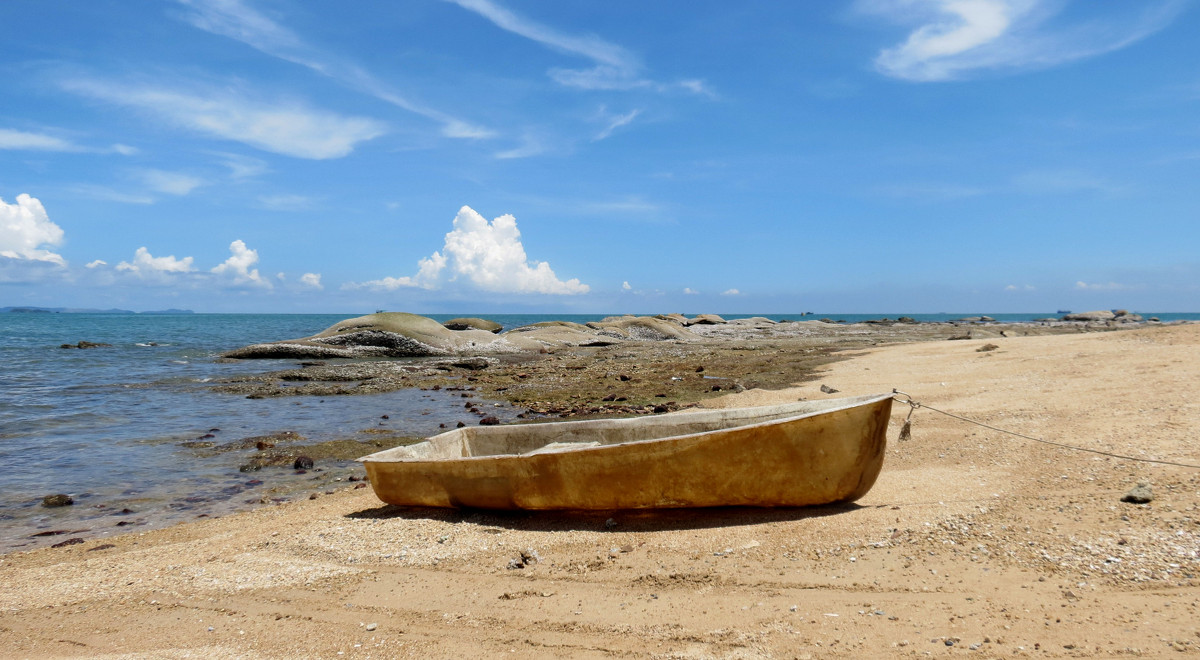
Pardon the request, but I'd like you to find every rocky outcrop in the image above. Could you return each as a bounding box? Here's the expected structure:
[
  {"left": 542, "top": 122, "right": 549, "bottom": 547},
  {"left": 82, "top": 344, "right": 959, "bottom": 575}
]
[
  {"left": 443, "top": 317, "right": 503, "bottom": 333},
  {"left": 223, "top": 312, "right": 701, "bottom": 359},
  {"left": 686, "top": 314, "right": 727, "bottom": 326},
  {"left": 1061, "top": 310, "right": 1115, "bottom": 322}
]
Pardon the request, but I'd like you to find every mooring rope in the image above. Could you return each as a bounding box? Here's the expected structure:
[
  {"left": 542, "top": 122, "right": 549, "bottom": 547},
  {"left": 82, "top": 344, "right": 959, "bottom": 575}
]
[{"left": 890, "top": 389, "right": 1200, "bottom": 470}]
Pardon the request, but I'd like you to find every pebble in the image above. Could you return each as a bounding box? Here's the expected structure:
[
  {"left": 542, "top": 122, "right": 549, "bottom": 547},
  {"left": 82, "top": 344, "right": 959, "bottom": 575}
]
[{"left": 365, "top": 623, "right": 378, "bottom": 631}]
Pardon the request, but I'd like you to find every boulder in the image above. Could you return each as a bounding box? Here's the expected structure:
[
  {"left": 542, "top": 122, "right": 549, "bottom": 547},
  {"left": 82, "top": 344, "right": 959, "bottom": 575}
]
[
  {"left": 224, "top": 312, "right": 540, "bottom": 359},
  {"left": 1062, "top": 310, "right": 1115, "bottom": 322},
  {"left": 443, "top": 317, "right": 503, "bottom": 333},
  {"left": 685, "top": 314, "right": 727, "bottom": 326},
  {"left": 587, "top": 316, "right": 697, "bottom": 341}
]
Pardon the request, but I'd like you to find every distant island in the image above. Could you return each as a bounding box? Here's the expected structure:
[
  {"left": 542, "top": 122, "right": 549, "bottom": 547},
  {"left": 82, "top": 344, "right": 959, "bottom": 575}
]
[{"left": 0, "top": 306, "right": 195, "bottom": 315}]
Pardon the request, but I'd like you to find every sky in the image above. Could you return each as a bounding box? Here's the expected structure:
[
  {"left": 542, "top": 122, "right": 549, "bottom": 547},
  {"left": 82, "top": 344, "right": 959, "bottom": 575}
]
[{"left": 1, "top": 0, "right": 1198, "bottom": 314}]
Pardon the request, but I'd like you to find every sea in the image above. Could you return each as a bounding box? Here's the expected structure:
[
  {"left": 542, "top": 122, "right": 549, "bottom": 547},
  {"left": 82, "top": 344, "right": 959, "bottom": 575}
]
[{"left": 3, "top": 310, "right": 1197, "bottom": 552}]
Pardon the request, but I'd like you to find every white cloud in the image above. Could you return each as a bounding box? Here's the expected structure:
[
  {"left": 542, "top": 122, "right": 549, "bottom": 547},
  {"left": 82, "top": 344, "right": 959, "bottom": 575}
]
[
  {"left": 177, "top": 0, "right": 492, "bottom": 139},
  {"left": 212, "top": 152, "right": 270, "bottom": 179},
  {"left": 683, "top": 287, "right": 699, "bottom": 295},
  {"left": 0, "top": 128, "right": 82, "bottom": 152},
  {"left": 299, "top": 272, "right": 323, "bottom": 289},
  {"left": 1005, "top": 284, "right": 1035, "bottom": 291},
  {"left": 448, "top": 0, "right": 710, "bottom": 95},
  {"left": 622, "top": 281, "right": 632, "bottom": 291},
  {"left": 1075, "top": 280, "right": 1132, "bottom": 291},
  {"left": 593, "top": 108, "right": 641, "bottom": 141},
  {"left": 211, "top": 239, "right": 271, "bottom": 287},
  {"left": 61, "top": 78, "right": 386, "bottom": 159},
  {"left": 71, "top": 185, "right": 155, "bottom": 205},
  {"left": 117, "top": 247, "right": 195, "bottom": 274},
  {"left": 139, "top": 169, "right": 206, "bottom": 196},
  {"left": 0, "top": 194, "right": 66, "bottom": 266},
  {"left": 862, "top": 0, "right": 1185, "bottom": 81},
  {"left": 722, "top": 289, "right": 741, "bottom": 296},
  {"left": 86, "top": 260, "right": 107, "bottom": 268},
  {"left": 257, "top": 194, "right": 316, "bottom": 211},
  {"left": 348, "top": 206, "right": 588, "bottom": 295}
]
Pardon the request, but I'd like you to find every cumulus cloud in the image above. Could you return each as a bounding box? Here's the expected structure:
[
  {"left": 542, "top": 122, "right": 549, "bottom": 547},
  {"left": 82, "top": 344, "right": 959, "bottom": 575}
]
[
  {"left": 1005, "top": 284, "right": 1035, "bottom": 291},
  {"left": 862, "top": 0, "right": 1185, "bottom": 81},
  {"left": 721, "top": 289, "right": 741, "bottom": 296},
  {"left": 348, "top": 206, "right": 588, "bottom": 295},
  {"left": 683, "top": 287, "right": 699, "bottom": 295},
  {"left": 0, "top": 194, "right": 66, "bottom": 265},
  {"left": 211, "top": 239, "right": 271, "bottom": 287},
  {"left": 622, "top": 281, "right": 632, "bottom": 291},
  {"left": 60, "top": 78, "right": 386, "bottom": 159},
  {"left": 86, "top": 260, "right": 107, "bottom": 268},
  {"left": 117, "top": 247, "right": 195, "bottom": 275},
  {"left": 299, "top": 272, "right": 323, "bottom": 289}
]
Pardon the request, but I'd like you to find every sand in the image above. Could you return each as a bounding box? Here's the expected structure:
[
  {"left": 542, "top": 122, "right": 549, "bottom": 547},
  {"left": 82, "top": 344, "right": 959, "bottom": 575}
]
[{"left": 2, "top": 324, "right": 1198, "bottom": 658}]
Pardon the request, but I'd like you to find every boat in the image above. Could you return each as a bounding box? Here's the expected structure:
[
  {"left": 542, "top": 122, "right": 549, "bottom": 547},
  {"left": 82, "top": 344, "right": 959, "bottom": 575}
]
[{"left": 358, "top": 392, "right": 893, "bottom": 510}]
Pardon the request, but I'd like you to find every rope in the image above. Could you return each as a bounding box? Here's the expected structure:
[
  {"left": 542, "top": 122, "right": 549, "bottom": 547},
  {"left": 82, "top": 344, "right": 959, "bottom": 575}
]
[{"left": 890, "top": 389, "right": 1200, "bottom": 470}]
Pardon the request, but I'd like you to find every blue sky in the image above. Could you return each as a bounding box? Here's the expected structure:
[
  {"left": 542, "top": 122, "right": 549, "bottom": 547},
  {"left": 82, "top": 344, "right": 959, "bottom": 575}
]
[{"left": 1, "top": 0, "right": 1197, "bottom": 313}]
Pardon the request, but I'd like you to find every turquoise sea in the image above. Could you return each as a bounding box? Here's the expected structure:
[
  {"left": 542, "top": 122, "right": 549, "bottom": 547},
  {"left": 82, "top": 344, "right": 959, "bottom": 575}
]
[{"left": 2, "top": 311, "right": 1196, "bottom": 552}]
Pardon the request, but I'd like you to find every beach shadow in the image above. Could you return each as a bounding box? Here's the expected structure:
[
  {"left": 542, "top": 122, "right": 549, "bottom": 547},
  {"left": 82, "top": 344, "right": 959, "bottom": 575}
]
[{"left": 345, "top": 501, "right": 880, "bottom": 533}]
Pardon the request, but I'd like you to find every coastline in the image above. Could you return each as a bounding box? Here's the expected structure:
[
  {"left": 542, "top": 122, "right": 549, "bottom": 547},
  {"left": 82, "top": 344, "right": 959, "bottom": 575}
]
[{"left": 2, "top": 322, "right": 1198, "bottom": 656}]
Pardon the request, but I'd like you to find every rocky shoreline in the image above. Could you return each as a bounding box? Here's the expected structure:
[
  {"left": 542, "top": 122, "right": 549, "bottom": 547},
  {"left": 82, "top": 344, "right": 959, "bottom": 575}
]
[{"left": 216, "top": 310, "right": 1179, "bottom": 420}]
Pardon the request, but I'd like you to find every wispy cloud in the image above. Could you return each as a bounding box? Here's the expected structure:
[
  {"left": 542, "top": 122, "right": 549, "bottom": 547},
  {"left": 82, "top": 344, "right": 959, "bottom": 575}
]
[
  {"left": 593, "top": 108, "right": 641, "bottom": 141},
  {"left": 211, "top": 151, "right": 270, "bottom": 179},
  {"left": 70, "top": 184, "right": 155, "bottom": 206},
  {"left": 61, "top": 77, "right": 386, "bottom": 159},
  {"left": 447, "top": 0, "right": 709, "bottom": 94},
  {"left": 1013, "top": 169, "right": 1129, "bottom": 195},
  {"left": 177, "top": 0, "right": 493, "bottom": 138},
  {"left": 138, "top": 169, "right": 206, "bottom": 196},
  {"left": 0, "top": 128, "right": 136, "bottom": 155},
  {"left": 256, "top": 194, "right": 318, "bottom": 211},
  {"left": 860, "top": 0, "right": 1187, "bottom": 81},
  {"left": 1075, "top": 280, "right": 1135, "bottom": 291}
]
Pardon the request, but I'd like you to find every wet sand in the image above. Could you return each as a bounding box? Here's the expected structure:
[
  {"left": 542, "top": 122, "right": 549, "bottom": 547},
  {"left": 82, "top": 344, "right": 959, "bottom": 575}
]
[{"left": 2, "top": 323, "right": 1198, "bottom": 657}]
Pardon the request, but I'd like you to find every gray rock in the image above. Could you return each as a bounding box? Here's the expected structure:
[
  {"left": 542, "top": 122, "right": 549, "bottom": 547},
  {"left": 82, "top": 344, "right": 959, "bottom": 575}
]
[
  {"left": 1121, "top": 482, "right": 1153, "bottom": 504},
  {"left": 443, "top": 317, "right": 503, "bottom": 333},
  {"left": 685, "top": 314, "right": 727, "bottom": 326},
  {"left": 1062, "top": 310, "right": 1115, "bottom": 322}
]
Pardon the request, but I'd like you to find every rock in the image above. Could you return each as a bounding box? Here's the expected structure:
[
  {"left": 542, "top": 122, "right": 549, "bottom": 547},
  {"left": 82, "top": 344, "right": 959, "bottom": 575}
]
[
  {"left": 223, "top": 312, "right": 533, "bottom": 359},
  {"left": 51, "top": 537, "right": 85, "bottom": 548},
  {"left": 293, "top": 456, "right": 315, "bottom": 470},
  {"left": 897, "top": 316, "right": 918, "bottom": 324},
  {"left": 60, "top": 340, "right": 112, "bottom": 349},
  {"left": 479, "top": 416, "right": 500, "bottom": 426},
  {"left": 365, "top": 622, "right": 378, "bottom": 632},
  {"left": 456, "top": 421, "right": 466, "bottom": 428},
  {"left": 820, "top": 384, "right": 839, "bottom": 394},
  {"left": 1062, "top": 310, "right": 1115, "bottom": 322},
  {"left": 443, "top": 317, "right": 503, "bottom": 333},
  {"left": 685, "top": 314, "right": 727, "bottom": 326},
  {"left": 450, "top": 357, "right": 491, "bottom": 370},
  {"left": 1121, "top": 482, "right": 1153, "bottom": 504},
  {"left": 42, "top": 494, "right": 74, "bottom": 507},
  {"left": 1114, "top": 312, "right": 1143, "bottom": 323},
  {"left": 587, "top": 316, "right": 697, "bottom": 341},
  {"left": 976, "top": 343, "right": 999, "bottom": 352}
]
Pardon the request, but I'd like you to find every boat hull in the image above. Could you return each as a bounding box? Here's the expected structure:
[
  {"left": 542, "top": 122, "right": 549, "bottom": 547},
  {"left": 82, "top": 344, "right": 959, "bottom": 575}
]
[{"left": 359, "top": 393, "right": 892, "bottom": 510}]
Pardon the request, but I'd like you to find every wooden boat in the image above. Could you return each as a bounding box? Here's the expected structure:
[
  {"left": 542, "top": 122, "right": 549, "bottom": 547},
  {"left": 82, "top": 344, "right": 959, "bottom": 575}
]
[{"left": 358, "top": 392, "right": 893, "bottom": 510}]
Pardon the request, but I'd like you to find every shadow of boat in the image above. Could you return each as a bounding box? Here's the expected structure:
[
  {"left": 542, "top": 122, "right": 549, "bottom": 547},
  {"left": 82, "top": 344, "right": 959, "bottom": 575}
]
[{"left": 344, "top": 501, "right": 879, "bottom": 533}]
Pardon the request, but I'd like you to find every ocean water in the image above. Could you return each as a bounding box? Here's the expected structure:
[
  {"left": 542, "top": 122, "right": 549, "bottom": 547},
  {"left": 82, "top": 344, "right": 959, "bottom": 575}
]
[{"left": 2, "top": 310, "right": 1195, "bottom": 552}]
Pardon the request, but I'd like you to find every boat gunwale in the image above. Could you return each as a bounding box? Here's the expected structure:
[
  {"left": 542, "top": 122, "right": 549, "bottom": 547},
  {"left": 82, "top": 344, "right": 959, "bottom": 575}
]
[{"left": 358, "top": 392, "right": 894, "bottom": 465}]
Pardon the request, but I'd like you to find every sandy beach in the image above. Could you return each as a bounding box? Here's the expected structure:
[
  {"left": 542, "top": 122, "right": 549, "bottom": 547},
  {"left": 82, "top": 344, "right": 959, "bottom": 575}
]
[{"left": 2, "top": 323, "right": 1198, "bottom": 658}]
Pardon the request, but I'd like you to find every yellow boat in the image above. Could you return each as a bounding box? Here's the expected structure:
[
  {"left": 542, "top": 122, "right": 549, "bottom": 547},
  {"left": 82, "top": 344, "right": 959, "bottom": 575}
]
[{"left": 358, "top": 392, "right": 892, "bottom": 510}]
